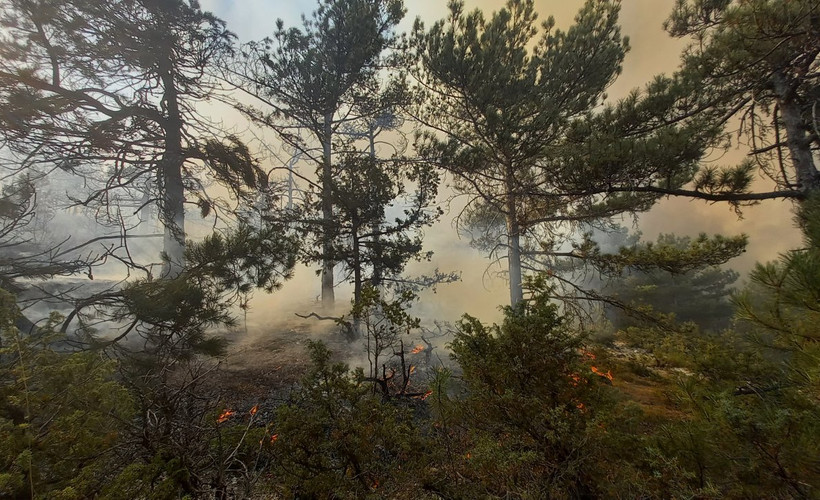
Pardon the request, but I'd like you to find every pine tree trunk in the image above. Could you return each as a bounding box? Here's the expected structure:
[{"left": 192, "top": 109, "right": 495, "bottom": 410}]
[
  {"left": 352, "top": 215, "right": 362, "bottom": 338},
  {"left": 773, "top": 71, "right": 820, "bottom": 192},
  {"left": 507, "top": 216, "right": 524, "bottom": 307},
  {"left": 159, "top": 64, "right": 185, "bottom": 279},
  {"left": 505, "top": 171, "right": 524, "bottom": 306},
  {"left": 321, "top": 112, "right": 335, "bottom": 307},
  {"left": 368, "top": 128, "right": 384, "bottom": 289}
]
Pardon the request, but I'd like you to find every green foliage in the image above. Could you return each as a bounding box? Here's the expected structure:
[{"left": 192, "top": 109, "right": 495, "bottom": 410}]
[
  {"left": 596, "top": 232, "right": 747, "bottom": 275},
  {"left": 196, "top": 135, "right": 270, "bottom": 213},
  {"left": 267, "top": 341, "right": 419, "bottom": 498},
  {"left": 250, "top": 0, "right": 405, "bottom": 118},
  {"left": 347, "top": 284, "right": 430, "bottom": 399},
  {"left": 598, "top": 0, "right": 820, "bottom": 202},
  {"left": 98, "top": 404, "right": 269, "bottom": 500},
  {"left": 0, "top": 0, "right": 254, "bottom": 231},
  {"left": 445, "top": 291, "right": 615, "bottom": 497},
  {"left": 118, "top": 223, "right": 298, "bottom": 359},
  {"left": 185, "top": 222, "right": 299, "bottom": 299},
  {"left": 321, "top": 153, "right": 441, "bottom": 296},
  {"left": 647, "top": 373, "right": 820, "bottom": 498},
  {"left": 619, "top": 322, "right": 767, "bottom": 380},
  {"left": 96, "top": 224, "right": 298, "bottom": 498},
  {"left": 413, "top": 0, "right": 631, "bottom": 304},
  {"left": 602, "top": 233, "right": 742, "bottom": 331},
  {"left": 704, "top": 196, "right": 820, "bottom": 497},
  {"left": 351, "top": 284, "right": 420, "bottom": 332},
  {"left": 241, "top": 0, "right": 410, "bottom": 304},
  {"left": 735, "top": 195, "right": 820, "bottom": 388},
  {"left": 2, "top": 1, "right": 820, "bottom": 499},
  {"left": 609, "top": 198, "right": 820, "bottom": 498},
  {"left": 0, "top": 289, "right": 134, "bottom": 499}
]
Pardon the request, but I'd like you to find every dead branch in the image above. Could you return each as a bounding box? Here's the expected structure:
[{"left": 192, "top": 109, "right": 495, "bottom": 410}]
[{"left": 294, "top": 312, "right": 354, "bottom": 338}]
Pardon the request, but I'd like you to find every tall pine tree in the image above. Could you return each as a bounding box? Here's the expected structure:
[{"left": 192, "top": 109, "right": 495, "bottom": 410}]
[
  {"left": 413, "top": 0, "right": 629, "bottom": 306},
  {"left": 0, "top": 0, "right": 265, "bottom": 278},
  {"left": 238, "top": 0, "right": 405, "bottom": 307}
]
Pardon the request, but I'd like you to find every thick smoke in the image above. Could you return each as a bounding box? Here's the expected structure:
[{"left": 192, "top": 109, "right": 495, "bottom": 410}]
[
  {"left": 16, "top": 0, "right": 798, "bottom": 357},
  {"left": 239, "top": 0, "right": 799, "bottom": 338}
]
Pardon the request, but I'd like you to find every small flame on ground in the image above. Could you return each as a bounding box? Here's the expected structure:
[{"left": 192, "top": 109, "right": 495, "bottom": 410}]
[
  {"left": 422, "top": 390, "right": 433, "bottom": 400},
  {"left": 576, "top": 402, "right": 586, "bottom": 410},
  {"left": 270, "top": 434, "right": 279, "bottom": 443},
  {"left": 582, "top": 350, "right": 596, "bottom": 360},
  {"left": 217, "top": 409, "right": 235, "bottom": 424},
  {"left": 409, "top": 365, "right": 416, "bottom": 375},
  {"left": 250, "top": 405, "right": 259, "bottom": 416},
  {"left": 591, "top": 366, "right": 614, "bottom": 381},
  {"left": 411, "top": 344, "right": 425, "bottom": 354}
]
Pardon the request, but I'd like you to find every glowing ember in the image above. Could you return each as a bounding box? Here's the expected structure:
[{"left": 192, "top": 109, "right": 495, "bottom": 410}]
[
  {"left": 582, "top": 350, "right": 596, "bottom": 360},
  {"left": 217, "top": 409, "right": 235, "bottom": 424},
  {"left": 590, "top": 366, "right": 614, "bottom": 381},
  {"left": 270, "top": 434, "right": 279, "bottom": 443},
  {"left": 409, "top": 365, "right": 416, "bottom": 375},
  {"left": 576, "top": 402, "right": 585, "bottom": 410},
  {"left": 249, "top": 405, "right": 259, "bottom": 416},
  {"left": 421, "top": 390, "right": 433, "bottom": 400},
  {"left": 411, "top": 344, "right": 425, "bottom": 354}
]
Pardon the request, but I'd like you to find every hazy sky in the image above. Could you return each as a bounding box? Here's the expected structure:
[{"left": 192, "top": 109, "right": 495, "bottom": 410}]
[{"left": 197, "top": 0, "right": 801, "bottom": 325}]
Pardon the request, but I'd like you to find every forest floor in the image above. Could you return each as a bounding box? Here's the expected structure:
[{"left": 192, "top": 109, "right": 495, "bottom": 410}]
[
  {"left": 205, "top": 318, "right": 365, "bottom": 417},
  {"left": 207, "top": 321, "right": 687, "bottom": 428}
]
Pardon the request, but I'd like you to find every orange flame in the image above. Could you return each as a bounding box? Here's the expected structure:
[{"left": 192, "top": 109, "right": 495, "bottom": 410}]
[
  {"left": 422, "top": 390, "right": 433, "bottom": 400},
  {"left": 411, "top": 344, "right": 425, "bottom": 354},
  {"left": 582, "top": 350, "right": 596, "bottom": 360},
  {"left": 409, "top": 365, "right": 416, "bottom": 375},
  {"left": 217, "top": 409, "right": 235, "bottom": 424},
  {"left": 590, "top": 366, "right": 614, "bottom": 381},
  {"left": 576, "top": 402, "right": 586, "bottom": 410},
  {"left": 249, "top": 405, "right": 259, "bottom": 416},
  {"left": 270, "top": 434, "right": 279, "bottom": 443}
]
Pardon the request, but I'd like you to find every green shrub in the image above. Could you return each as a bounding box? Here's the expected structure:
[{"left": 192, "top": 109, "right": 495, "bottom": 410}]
[
  {"left": 265, "top": 341, "right": 421, "bottom": 498},
  {"left": 445, "top": 292, "right": 616, "bottom": 497},
  {"left": 0, "top": 289, "right": 134, "bottom": 499}
]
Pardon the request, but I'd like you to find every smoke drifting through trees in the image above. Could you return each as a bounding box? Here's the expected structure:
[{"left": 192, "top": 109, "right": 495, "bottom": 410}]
[
  {"left": 2, "top": 0, "right": 819, "bottom": 497},
  {"left": 219, "top": 0, "right": 801, "bottom": 325}
]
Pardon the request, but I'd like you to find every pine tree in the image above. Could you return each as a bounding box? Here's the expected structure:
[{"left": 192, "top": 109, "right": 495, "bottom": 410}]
[
  {"left": 602, "top": 234, "right": 740, "bottom": 332},
  {"left": 571, "top": 0, "right": 819, "bottom": 205},
  {"left": 322, "top": 154, "right": 440, "bottom": 316},
  {"left": 667, "top": 0, "right": 820, "bottom": 194},
  {"left": 237, "top": 0, "right": 405, "bottom": 307},
  {"left": 413, "top": 0, "right": 629, "bottom": 306},
  {"left": 0, "top": 0, "right": 266, "bottom": 278}
]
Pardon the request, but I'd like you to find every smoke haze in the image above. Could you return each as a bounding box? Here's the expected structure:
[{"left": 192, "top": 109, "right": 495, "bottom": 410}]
[{"left": 204, "top": 0, "right": 800, "bottom": 333}]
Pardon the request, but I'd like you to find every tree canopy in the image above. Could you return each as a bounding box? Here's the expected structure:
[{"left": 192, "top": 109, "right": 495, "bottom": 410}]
[{"left": 413, "top": 0, "right": 630, "bottom": 306}]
